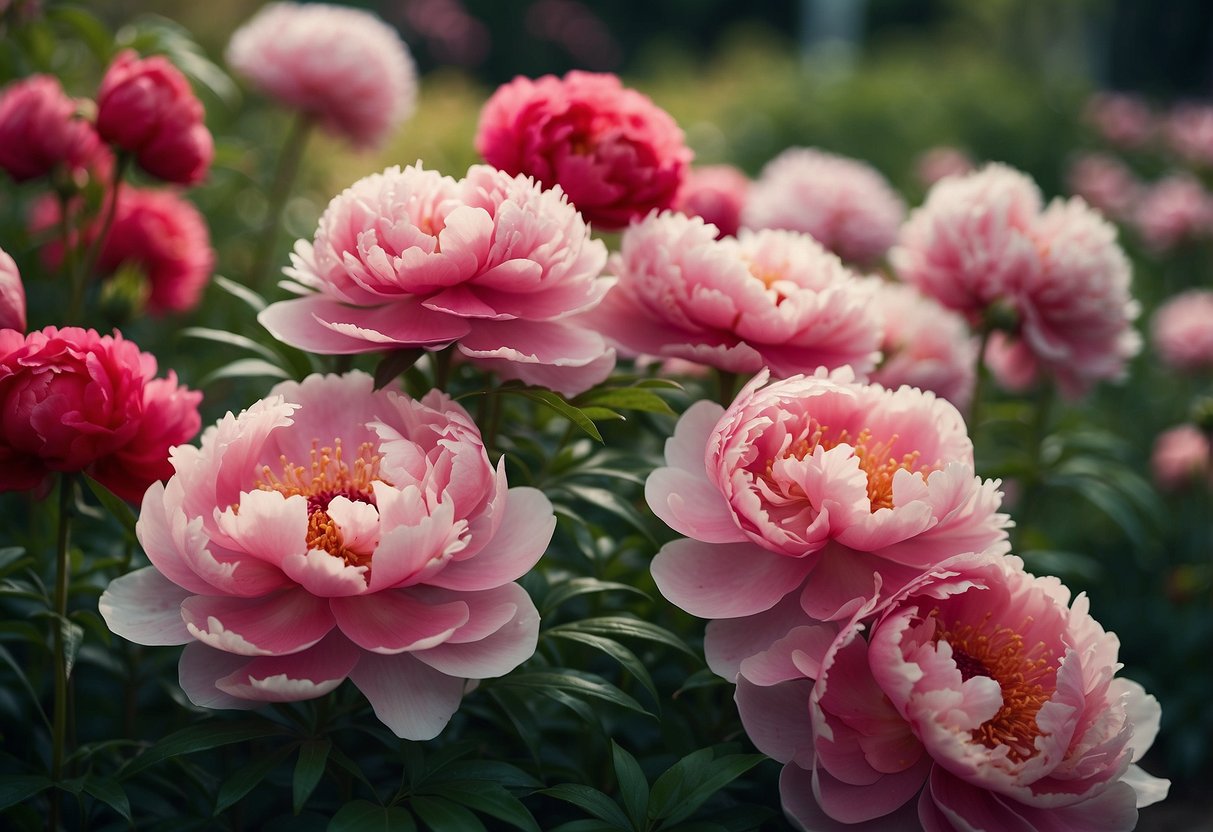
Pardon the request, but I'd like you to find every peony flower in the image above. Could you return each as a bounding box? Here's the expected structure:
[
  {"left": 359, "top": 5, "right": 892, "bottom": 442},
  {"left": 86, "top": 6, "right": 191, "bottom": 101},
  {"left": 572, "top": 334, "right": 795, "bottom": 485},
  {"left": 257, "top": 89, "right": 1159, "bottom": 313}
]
[
  {"left": 583, "top": 212, "right": 881, "bottom": 377},
  {"left": 869, "top": 280, "right": 976, "bottom": 412},
  {"left": 258, "top": 163, "right": 615, "bottom": 396},
  {"left": 0, "top": 246, "right": 26, "bottom": 331},
  {"left": 226, "top": 2, "right": 417, "bottom": 150},
  {"left": 1151, "top": 424, "right": 1211, "bottom": 491},
  {"left": 0, "top": 327, "right": 200, "bottom": 499},
  {"left": 742, "top": 147, "right": 905, "bottom": 267},
  {"left": 0, "top": 74, "right": 107, "bottom": 183},
  {"left": 475, "top": 70, "right": 692, "bottom": 230},
  {"left": 99, "top": 372, "right": 550, "bottom": 740},
  {"left": 1131, "top": 174, "right": 1213, "bottom": 253},
  {"left": 1065, "top": 152, "right": 1141, "bottom": 221},
  {"left": 647, "top": 369, "right": 1009, "bottom": 628},
  {"left": 95, "top": 50, "right": 213, "bottom": 185},
  {"left": 674, "top": 164, "right": 750, "bottom": 238},
  {"left": 1163, "top": 103, "right": 1213, "bottom": 167},
  {"left": 1085, "top": 92, "right": 1154, "bottom": 149},
  {"left": 915, "top": 146, "right": 974, "bottom": 188},
  {"left": 733, "top": 552, "right": 1169, "bottom": 831},
  {"left": 1152, "top": 289, "right": 1213, "bottom": 372}
]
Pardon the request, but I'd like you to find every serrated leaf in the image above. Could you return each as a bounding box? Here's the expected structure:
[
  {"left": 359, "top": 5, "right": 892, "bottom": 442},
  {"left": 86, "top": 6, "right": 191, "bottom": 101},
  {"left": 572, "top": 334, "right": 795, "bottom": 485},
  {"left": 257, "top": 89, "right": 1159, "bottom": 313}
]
[
  {"left": 215, "top": 744, "right": 295, "bottom": 814},
  {"left": 182, "top": 327, "right": 282, "bottom": 363},
  {"left": 123, "top": 720, "right": 287, "bottom": 777},
  {"left": 425, "top": 782, "right": 540, "bottom": 832},
  {"left": 83, "top": 475, "right": 138, "bottom": 534},
  {"left": 328, "top": 800, "right": 416, "bottom": 832},
  {"left": 498, "top": 670, "right": 651, "bottom": 717},
  {"left": 214, "top": 275, "right": 268, "bottom": 312},
  {"left": 610, "top": 742, "right": 649, "bottom": 831},
  {"left": 374, "top": 349, "right": 426, "bottom": 390},
  {"left": 541, "top": 578, "right": 651, "bottom": 616},
  {"left": 541, "top": 784, "right": 632, "bottom": 829},
  {"left": 0, "top": 775, "right": 53, "bottom": 811},
  {"left": 410, "top": 795, "right": 486, "bottom": 832},
  {"left": 546, "top": 630, "right": 658, "bottom": 704},
  {"left": 82, "top": 776, "right": 131, "bottom": 822},
  {"left": 549, "top": 617, "right": 698, "bottom": 660},
  {"left": 293, "top": 739, "right": 331, "bottom": 814},
  {"left": 507, "top": 389, "right": 603, "bottom": 442},
  {"left": 201, "top": 358, "right": 292, "bottom": 387}
]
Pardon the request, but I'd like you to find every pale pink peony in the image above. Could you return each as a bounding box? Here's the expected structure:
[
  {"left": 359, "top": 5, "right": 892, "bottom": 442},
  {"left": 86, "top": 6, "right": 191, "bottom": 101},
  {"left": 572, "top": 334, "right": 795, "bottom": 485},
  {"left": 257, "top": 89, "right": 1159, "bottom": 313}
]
[
  {"left": 475, "top": 71, "right": 692, "bottom": 230},
  {"left": 1163, "top": 103, "right": 1213, "bottom": 167},
  {"left": 1065, "top": 152, "right": 1141, "bottom": 221},
  {"left": 915, "top": 146, "right": 974, "bottom": 188},
  {"left": 1132, "top": 174, "right": 1213, "bottom": 252},
  {"left": 742, "top": 147, "right": 906, "bottom": 266},
  {"left": 674, "top": 164, "right": 750, "bottom": 238},
  {"left": 734, "top": 552, "right": 1169, "bottom": 831},
  {"left": 1151, "top": 424, "right": 1211, "bottom": 490},
  {"left": 647, "top": 369, "right": 1009, "bottom": 627},
  {"left": 0, "top": 74, "right": 106, "bottom": 183},
  {"left": 227, "top": 2, "right": 417, "bottom": 150},
  {"left": 1085, "top": 92, "right": 1154, "bottom": 149},
  {"left": 258, "top": 163, "right": 615, "bottom": 396},
  {"left": 869, "top": 280, "right": 976, "bottom": 412},
  {"left": 0, "top": 246, "right": 25, "bottom": 331},
  {"left": 1152, "top": 289, "right": 1213, "bottom": 372},
  {"left": 100, "top": 372, "right": 550, "bottom": 739},
  {"left": 583, "top": 212, "right": 881, "bottom": 377}
]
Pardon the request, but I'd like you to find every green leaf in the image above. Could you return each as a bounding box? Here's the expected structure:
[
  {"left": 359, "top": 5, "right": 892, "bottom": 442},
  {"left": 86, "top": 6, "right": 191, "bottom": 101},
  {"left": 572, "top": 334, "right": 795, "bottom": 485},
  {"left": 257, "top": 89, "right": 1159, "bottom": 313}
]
[
  {"left": 410, "top": 795, "right": 487, "bottom": 832},
  {"left": 674, "top": 668, "right": 729, "bottom": 697},
  {"left": 497, "top": 670, "right": 651, "bottom": 717},
  {"left": 374, "top": 349, "right": 426, "bottom": 390},
  {"left": 575, "top": 387, "right": 676, "bottom": 416},
  {"left": 82, "top": 475, "right": 138, "bottom": 535},
  {"left": 215, "top": 744, "right": 295, "bottom": 814},
  {"left": 60, "top": 617, "right": 84, "bottom": 680},
  {"left": 610, "top": 742, "right": 649, "bottom": 831},
  {"left": 0, "top": 775, "right": 53, "bottom": 811},
  {"left": 214, "top": 275, "right": 267, "bottom": 312},
  {"left": 546, "top": 630, "right": 658, "bottom": 704},
  {"left": 549, "top": 616, "right": 699, "bottom": 660},
  {"left": 0, "top": 547, "right": 28, "bottom": 576},
  {"left": 425, "top": 783, "right": 540, "bottom": 832},
  {"left": 577, "top": 406, "right": 626, "bottom": 423},
  {"left": 541, "top": 578, "right": 651, "bottom": 615},
  {"left": 293, "top": 739, "right": 331, "bottom": 814},
  {"left": 46, "top": 7, "right": 112, "bottom": 60},
  {"left": 548, "top": 823, "right": 627, "bottom": 832},
  {"left": 554, "top": 484, "right": 653, "bottom": 539},
  {"left": 648, "top": 749, "right": 712, "bottom": 821},
  {"left": 200, "top": 358, "right": 291, "bottom": 387},
  {"left": 541, "top": 784, "right": 632, "bottom": 829},
  {"left": 123, "top": 720, "right": 287, "bottom": 777},
  {"left": 427, "top": 761, "right": 541, "bottom": 791},
  {"left": 656, "top": 754, "right": 765, "bottom": 826},
  {"left": 506, "top": 388, "right": 603, "bottom": 442},
  {"left": 181, "top": 327, "right": 283, "bottom": 363},
  {"left": 0, "top": 645, "right": 50, "bottom": 731},
  {"left": 328, "top": 801, "right": 416, "bottom": 832},
  {"left": 82, "top": 776, "right": 131, "bottom": 823}
]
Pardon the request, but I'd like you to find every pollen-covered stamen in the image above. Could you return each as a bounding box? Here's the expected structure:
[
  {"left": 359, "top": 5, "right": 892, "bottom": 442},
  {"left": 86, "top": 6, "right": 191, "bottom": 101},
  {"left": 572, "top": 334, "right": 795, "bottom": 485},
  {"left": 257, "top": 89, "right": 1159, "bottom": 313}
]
[{"left": 305, "top": 508, "right": 372, "bottom": 569}]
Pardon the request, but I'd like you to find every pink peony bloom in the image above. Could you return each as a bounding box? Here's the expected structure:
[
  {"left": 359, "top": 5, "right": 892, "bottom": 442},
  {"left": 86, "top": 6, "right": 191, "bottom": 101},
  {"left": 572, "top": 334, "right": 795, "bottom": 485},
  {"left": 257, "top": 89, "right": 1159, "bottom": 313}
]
[
  {"left": 647, "top": 369, "right": 1009, "bottom": 627},
  {"left": 869, "top": 280, "right": 976, "bottom": 412},
  {"left": 475, "top": 70, "right": 692, "bottom": 230},
  {"left": 0, "top": 74, "right": 106, "bottom": 183},
  {"left": 1151, "top": 424, "right": 1211, "bottom": 490},
  {"left": 258, "top": 163, "right": 615, "bottom": 396},
  {"left": 674, "top": 164, "right": 750, "bottom": 238},
  {"left": 95, "top": 50, "right": 213, "bottom": 186},
  {"left": 99, "top": 372, "right": 550, "bottom": 739},
  {"left": 742, "top": 147, "right": 905, "bottom": 266},
  {"left": 1065, "top": 152, "right": 1141, "bottom": 221},
  {"left": 1085, "top": 92, "right": 1154, "bottom": 149},
  {"left": 915, "top": 146, "right": 975, "bottom": 188},
  {"left": 226, "top": 2, "right": 417, "bottom": 150},
  {"left": 1152, "top": 289, "right": 1213, "bottom": 372},
  {"left": 1131, "top": 174, "right": 1213, "bottom": 252},
  {"left": 583, "top": 212, "right": 881, "bottom": 377},
  {"left": 734, "top": 552, "right": 1169, "bottom": 831},
  {"left": 0, "top": 327, "right": 200, "bottom": 500},
  {"left": 1163, "top": 103, "right": 1213, "bottom": 167},
  {"left": 0, "top": 246, "right": 26, "bottom": 331}
]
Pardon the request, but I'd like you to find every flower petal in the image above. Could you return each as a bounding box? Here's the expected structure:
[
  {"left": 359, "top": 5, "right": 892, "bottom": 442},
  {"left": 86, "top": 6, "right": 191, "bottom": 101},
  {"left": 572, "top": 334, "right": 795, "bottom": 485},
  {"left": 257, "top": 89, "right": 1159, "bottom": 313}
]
[
  {"left": 99, "top": 566, "right": 192, "bottom": 646},
  {"left": 427, "top": 487, "right": 554, "bottom": 591},
  {"left": 412, "top": 584, "right": 539, "bottom": 678},
  {"left": 348, "top": 651, "right": 466, "bottom": 740},
  {"left": 177, "top": 642, "right": 260, "bottom": 710},
  {"left": 645, "top": 466, "right": 745, "bottom": 543},
  {"left": 180, "top": 590, "right": 334, "bottom": 656},
  {"left": 651, "top": 539, "right": 814, "bottom": 619},
  {"left": 735, "top": 676, "right": 815, "bottom": 767},
  {"left": 216, "top": 631, "right": 360, "bottom": 701},
  {"left": 330, "top": 590, "right": 469, "bottom": 654}
]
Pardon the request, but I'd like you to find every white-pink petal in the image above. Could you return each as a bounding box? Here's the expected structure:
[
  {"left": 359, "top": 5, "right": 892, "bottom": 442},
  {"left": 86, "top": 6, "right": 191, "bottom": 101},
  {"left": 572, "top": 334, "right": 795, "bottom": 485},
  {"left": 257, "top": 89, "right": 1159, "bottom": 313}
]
[{"left": 98, "top": 566, "right": 192, "bottom": 646}]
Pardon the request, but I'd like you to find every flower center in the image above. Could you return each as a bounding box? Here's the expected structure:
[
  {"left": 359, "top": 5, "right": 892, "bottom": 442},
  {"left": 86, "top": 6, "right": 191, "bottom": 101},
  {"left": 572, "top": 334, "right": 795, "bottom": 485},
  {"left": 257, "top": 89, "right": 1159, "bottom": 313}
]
[{"left": 931, "top": 609, "right": 1057, "bottom": 762}]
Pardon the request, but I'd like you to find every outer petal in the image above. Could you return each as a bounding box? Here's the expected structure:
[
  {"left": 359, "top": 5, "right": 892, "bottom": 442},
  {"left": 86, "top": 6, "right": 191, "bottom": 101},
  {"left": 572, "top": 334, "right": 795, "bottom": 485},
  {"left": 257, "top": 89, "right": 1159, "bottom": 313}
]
[
  {"left": 705, "top": 592, "right": 820, "bottom": 680},
  {"left": 329, "top": 590, "right": 469, "bottom": 654},
  {"left": 99, "top": 566, "right": 192, "bottom": 646},
  {"left": 735, "top": 676, "right": 815, "bottom": 767},
  {"left": 348, "top": 651, "right": 466, "bottom": 740},
  {"left": 813, "top": 753, "right": 933, "bottom": 825},
  {"left": 215, "top": 631, "right": 361, "bottom": 701},
  {"left": 458, "top": 319, "right": 616, "bottom": 397},
  {"left": 178, "top": 642, "right": 260, "bottom": 710},
  {"left": 664, "top": 399, "right": 726, "bottom": 473},
  {"left": 650, "top": 539, "right": 814, "bottom": 619},
  {"left": 645, "top": 466, "right": 745, "bottom": 543},
  {"left": 412, "top": 584, "right": 539, "bottom": 678},
  {"left": 180, "top": 590, "right": 335, "bottom": 656},
  {"left": 258, "top": 295, "right": 469, "bottom": 353},
  {"left": 426, "top": 487, "right": 554, "bottom": 591},
  {"left": 781, "top": 764, "right": 924, "bottom": 832}
]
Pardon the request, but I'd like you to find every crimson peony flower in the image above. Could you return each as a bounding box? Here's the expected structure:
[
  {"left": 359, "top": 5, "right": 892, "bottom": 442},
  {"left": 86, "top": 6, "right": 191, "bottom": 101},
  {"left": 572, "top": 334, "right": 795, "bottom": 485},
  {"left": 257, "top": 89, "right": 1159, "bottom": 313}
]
[
  {"left": 1152, "top": 289, "right": 1213, "bottom": 372},
  {"left": 95, "top": 50, "right": 213, "bottom": 185},
  {"left": 1131, "top": 174, "right": 1213, "bottom": 252},
  {"left": 0, "top": 246, "right": 26, "bottom": 331},
  {"left": 0, "top": 327, "right": 200, "bottom": 500},
  {"left": 100, "top": 372, "right": 551, "bottom": 740},
  {"left": 584, "top": 212, "right": 882, "bottom": 377},
  {"left": 742, "top": 147, "right": 905, "bottom": 266},
  {"left": 258, "top": 163, "right": 615, "bottom": 396},
  {"left": 733, "top": 552, "right": 1169, "bottom": 831},
  {"left": 646, "top": 369, "right": 1009, "bottom": 627},
  {"left": 0, "top": 74, "right": 107, "bottom": 183},
  {"left": 475, "top": 71, "right": 692, "bottom": 230},
  {"left": 1065, "top": 152, "right": 1141, "bottom": 221},
  {"left": 674, "top": 164, "right": 749, "bottom": 238},
  {"left": 226, "top": 2, "right": 417, "bottom": 150},
  {"left": 1151, "top": 424, "right": 1211, "bottom": 491}
]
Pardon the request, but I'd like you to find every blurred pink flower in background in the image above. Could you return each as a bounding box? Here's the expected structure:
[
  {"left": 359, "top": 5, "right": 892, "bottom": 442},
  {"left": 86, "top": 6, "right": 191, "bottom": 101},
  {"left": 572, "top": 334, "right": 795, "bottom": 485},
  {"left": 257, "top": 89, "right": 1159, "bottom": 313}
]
[
  {"left": 869, "top": 280, "right": 976, "bottom": 411},
  {"left": 914, "top": 145, "right": 974, "bottom": 188},
  {"left": 100, "top": 372, "right": 549, "bottom": 739},
  {"left": 1151, "top": 289, "right": 1213, "bottom": 372},
  {"left": 1132, "top": 174, "right": 1213, "bottom": 252},
  {"left": 1152, "top": 424, "right": 1211, "bottom": 491},
  {"left": 0, "top": 326, "right": 200, "bottom": 500},
  {"left": 0, "top": 74, "right": 106, "bottom": 183},
  {"left": 1164, "top": 103, "right": 1213, "bottom": 167},
  {"left": 674, "top": 164, "right": 750, "bottom": 238},
  {"left": 584, "top": 212, "right": 881, "bottom": 377},
  {"left": 228, "top": 2, "right": 418, "bottom": 150},
  {"left": 1065, "top": 152, "right": 1141, "bottom": 220},
  {"left": 1084, "top": 92, "right": 1154, "bottom": 149},
  {"left": 401, "top": 0, "right": 490, "bottom": 67},
  {"left": 742, "top": 147, "right": 905, "bottom": 266},
  {"left": 475, "top": 71, "right": 691, "bottom": 230},
  {"left": 258, "top": 163, "right": 615, "bottom": 396},
  {"left": 95, "top": 50, "right": 213, "bottom": 185},
  {"left": 525, "top": 0, "right": 620, "bottom": 69},
  {"left": 734, "top": 552, "right": 1168, "bottom": 830},
  {"left": 0, "top": 246, "right": 26, "bottom": 331}
]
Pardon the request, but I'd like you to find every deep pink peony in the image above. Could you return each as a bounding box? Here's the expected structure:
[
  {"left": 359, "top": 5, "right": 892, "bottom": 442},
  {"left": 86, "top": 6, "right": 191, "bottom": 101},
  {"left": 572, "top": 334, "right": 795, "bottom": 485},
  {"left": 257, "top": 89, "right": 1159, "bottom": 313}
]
[
  {"left": 475, "top": 70, "right": 692, "bottom": 230},
  {"left": 869, "top": 280, "right": 976, "bottom": 412},
  {"left": 647, "top": 369, "right": 1009, "bottom": 627},
  {"left": 583, "top": 212, "right": 881, "bottom": 377},
  {"left": 1151, "top": 424, "right": 1211, "bottom": 491},
  {"left": 1065, "top": 152, "right": 1141, "bottom": 221},
  {"left": 1151, "top": 289, "right": 1213, "bottom": 372},
  {"left": 258, "top": 163, "right": 615, "bottom": 396},
  {"left": 915, "top": 146, "right": 974, "bottom": 189},
  {"left": 733, "top": 552, "right": 1169, "bottom": 831},
  {"left": 95, "top": 50, "right": 213, "bottom": 185},
  {"left": 674, "top": 164, "right": 750, "bottom": 238},
  {"left": 0, "top": 327, "right": 200, "bottom": 500},
  {"left": 99, "top": 372, "right": 550, "bottom": 739},
  {"left": 0, "top": 74, "right": 106, "bottom": 182},
  {"left": 742, "top": 147, "right": 905, "bottom": 266},
  {"left": 1132, "top": 174, "right": 1213, "bottom": 253},
  {"left": 226, "top": 2, "right": 417, "bottom": 150},
  {"left": 1085, "top": 92, "right": 1154, "bottom": 149},
  {"left": 0, "top": 246, "right": 26, "bottom": 331}
]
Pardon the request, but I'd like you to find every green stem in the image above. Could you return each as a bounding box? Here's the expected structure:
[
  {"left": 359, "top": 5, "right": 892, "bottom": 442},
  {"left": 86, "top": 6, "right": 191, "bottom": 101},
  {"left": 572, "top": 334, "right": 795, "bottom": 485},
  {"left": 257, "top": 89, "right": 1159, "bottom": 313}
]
[
  {"left": 74, "top": 154, "right": 129, "bottom": 321},
  {"left": 250, "top": 115, "right": 312, "bottom": 294},
  {"left": 485, "top": 383, "right": 503, "bottom": 460},
  {"left": 716, "top": 369, "right": 738, "bottom": 407},
  {"left": 49, "top": 473, "right": 75, "bottom": 832},
  {"left": 432, "top": 346, "right": 455, "bottom": 392},
  {"left": 58, "top": 192, "right": 82, "bottom": 325},
  {"left": 968, "top": 325, "right": 994, "bottom": 438}
]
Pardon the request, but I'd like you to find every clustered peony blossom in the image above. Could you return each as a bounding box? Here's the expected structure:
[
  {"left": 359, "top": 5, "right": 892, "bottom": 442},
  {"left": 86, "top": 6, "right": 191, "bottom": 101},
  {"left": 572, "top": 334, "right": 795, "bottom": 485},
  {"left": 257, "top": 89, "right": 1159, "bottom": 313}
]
[
  {"left": 1065, "top": 152, "right": 1141, "bottom": 221},
  {"left": 742, "top": 147, "right": 906, "bottom": 267},
  {"left": 1163, "top": 103, "right": 1213, "bottom": 168},
  {"left": 583, "top": 212, "right": 882, "bottom": 377},
  {"left": 226, "top": 2, "right": 417, "bottom": 150},
  {"left": 258, "top": 163, "right": 615, "bottom": 396},
  {"left": 1085, "top": 92, "right": 1154, "bottom": 149},
  {"left": 674, "top": 164, "right": 750, "bottom": 238},
  {"left": 734, "top": 552, "right": 1169, "bottom": 830},
  {"left": 1151, "top": 290, "right": 1213, "bottom": 372},
  {"left": 1131, "top": 174, "right": 1213, "bottom": 253},
  {"left": 475, "top": 70, "right": 692, "bottom": 230},
  {"left": 0, "top": 246, "right": 25, "bottom": 332},
  {"left": 0, "top": 74, "right": 107, "bottom": 183},
  {"left": 0, "top": 326, "right": 201, "bottom": 501},
  {"left": 96, "top": 50, "right": 213, "bottom": 185},
  {"left": 1151, "top": 424, "right": 1211, "bottom": 491},
  {"left": 100, "top": 372, "right": 551, "bottom": 740}
]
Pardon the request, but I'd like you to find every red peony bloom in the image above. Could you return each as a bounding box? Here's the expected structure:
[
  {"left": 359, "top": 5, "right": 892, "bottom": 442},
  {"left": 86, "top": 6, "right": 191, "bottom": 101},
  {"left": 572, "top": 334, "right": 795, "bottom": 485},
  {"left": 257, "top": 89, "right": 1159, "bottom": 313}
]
[
  {"left": 0, "top": 74, "right": 107, "bottom": 183},
  {"left": 475, "top": 71, "right": 691, "bottom": 230},
  {"left": 95, "top": 50, "right": 213, "bottom": 186}
]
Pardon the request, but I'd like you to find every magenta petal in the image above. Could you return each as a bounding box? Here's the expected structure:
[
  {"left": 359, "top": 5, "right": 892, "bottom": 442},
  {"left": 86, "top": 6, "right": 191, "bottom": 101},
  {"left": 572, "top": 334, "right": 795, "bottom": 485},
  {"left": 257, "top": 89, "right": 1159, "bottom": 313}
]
[
  {"left": 925, "top": 769, "right": 1038, "bottom": 832},
  {"left": 781, "top": 764, "right": 923, "bottom": 832},
  {"left": 427, "top": 487, "right": 554, "bottom": 591},
  {"left": 413, "top": 585, "right": 539, "bottom": 678},
  {"left": 813, "top": 751, "right": 931, "bottom": 824},
  {"left": 216, "top": 631, "right": 360, "bottom": 702},
  {"left": 330, "top": 590, "right": 469, "bottom": 654},
  {"left": 178, "top": 642, "right": 260, "bottom": 710},
  {"left": 645, "top": 466, "right": 745, "bottom": 543},
  {"left": 180, "top": 590, "right": 334, "bottom": 656},
  {"left": 651, "top": 539, "right": 813, "bottom": 619},
  {"left": 348, "top": 651, "right": 465, "bottom": 740},
  {"left": 99, "top": 567, "right": 192, "bottom": 646},
  {"left": 735, "top": 676, "right": 815, "bottom": 766}
]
